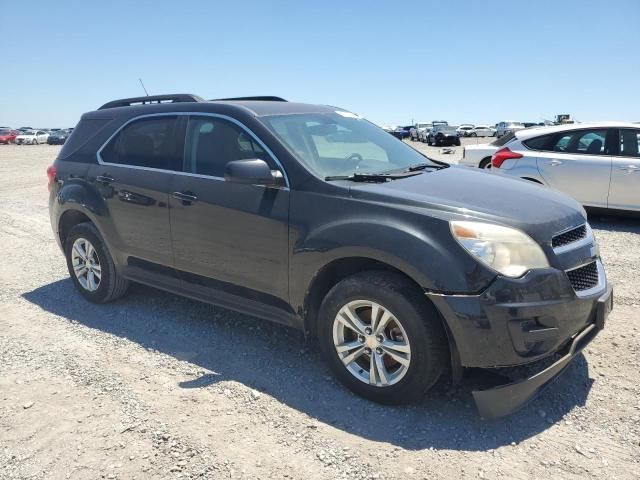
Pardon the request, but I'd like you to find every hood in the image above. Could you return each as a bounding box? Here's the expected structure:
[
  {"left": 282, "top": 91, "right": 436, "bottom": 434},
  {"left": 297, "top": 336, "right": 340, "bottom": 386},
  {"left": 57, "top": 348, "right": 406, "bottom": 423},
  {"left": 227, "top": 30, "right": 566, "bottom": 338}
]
[{"left": 349, "top": 165, "right": 585, "bottom": 243}]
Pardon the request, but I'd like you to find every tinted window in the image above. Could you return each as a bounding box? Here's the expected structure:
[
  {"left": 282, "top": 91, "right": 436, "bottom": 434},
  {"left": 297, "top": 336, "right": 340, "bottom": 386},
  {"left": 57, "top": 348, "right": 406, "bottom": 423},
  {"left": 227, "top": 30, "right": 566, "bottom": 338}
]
[
  {"left": 523, "top": 134, "right": 554, "bottom": 150},
  {"left": 101, "top": 116, "right": 181, "bottom": 170},
  {"left": 619, "top": 129, "right": 640, "bottom": 157},
  {"left": 549, "top": 129, "right": 607, "bottom": 154},
  {"left": 491, "top": 132, "right": 516, "bottom": 146},
  {"left": 183, "top": 116, "right": 268, "bottom": 177}
]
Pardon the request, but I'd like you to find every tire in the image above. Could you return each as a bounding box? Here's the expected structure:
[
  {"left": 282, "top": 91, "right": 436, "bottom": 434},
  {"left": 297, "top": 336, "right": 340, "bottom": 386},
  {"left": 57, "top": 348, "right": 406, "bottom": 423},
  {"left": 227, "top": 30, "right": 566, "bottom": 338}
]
[
  {"left": 479, "top": 157, "right": 492, "bottom": 169},
  {"left": 32, "top": 139, "right": 38, "bottom": 145},
  {"left": 65, "top": 222, "right": 129, "bottom": 303},
  {"left": 470, "top": 132, "right": 477, "bottom": 137},
  {"left": 455, "top": 139, "right": 461, "bottom": 146},
  {"left": 317, "top": 271, "right": 447, "bottom": 405}
]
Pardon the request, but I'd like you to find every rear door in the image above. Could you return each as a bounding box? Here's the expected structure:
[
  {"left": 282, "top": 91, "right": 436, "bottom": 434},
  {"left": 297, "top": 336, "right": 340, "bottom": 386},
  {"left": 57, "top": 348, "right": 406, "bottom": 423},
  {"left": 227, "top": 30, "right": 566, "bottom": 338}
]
[
  {"left": 169, "top": 114, "right": 290, "bottom": 312},
  {"left": 90, "top": 115, "right": 184, "bottom": 282},
  {"left": 608, "top": 128, "right": 640, "bottom": 211},
  {"left": 534, "top": 128, "right": 613, "bottom": 208}
]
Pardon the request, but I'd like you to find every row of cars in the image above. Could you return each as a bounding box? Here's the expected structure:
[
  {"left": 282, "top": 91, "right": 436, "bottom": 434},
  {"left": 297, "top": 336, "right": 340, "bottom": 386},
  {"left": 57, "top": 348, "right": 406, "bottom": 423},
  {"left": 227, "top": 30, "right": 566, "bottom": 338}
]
[
  {"left": 0, "top": 127, "right": 73, "bottom": 145},
  {"left": 460, "top": 121, "right": 639, "bottom": 212}
]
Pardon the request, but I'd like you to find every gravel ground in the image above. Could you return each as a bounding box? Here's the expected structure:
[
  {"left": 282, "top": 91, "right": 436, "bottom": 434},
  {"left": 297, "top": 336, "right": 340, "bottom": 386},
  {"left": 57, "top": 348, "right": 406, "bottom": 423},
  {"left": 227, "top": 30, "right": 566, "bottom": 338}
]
[{"left": 0, "top": 143, "right": 639, "bottom": 480}]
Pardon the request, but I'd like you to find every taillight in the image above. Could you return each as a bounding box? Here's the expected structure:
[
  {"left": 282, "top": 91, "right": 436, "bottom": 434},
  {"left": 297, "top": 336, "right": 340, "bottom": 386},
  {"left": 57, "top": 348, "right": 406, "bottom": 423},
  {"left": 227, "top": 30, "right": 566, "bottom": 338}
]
[
  {"left": 491, "top": 147, "right": 523, "bottom": 168},
  {"left": 46, "top": 165, "right": 57, "bottom": 191}
]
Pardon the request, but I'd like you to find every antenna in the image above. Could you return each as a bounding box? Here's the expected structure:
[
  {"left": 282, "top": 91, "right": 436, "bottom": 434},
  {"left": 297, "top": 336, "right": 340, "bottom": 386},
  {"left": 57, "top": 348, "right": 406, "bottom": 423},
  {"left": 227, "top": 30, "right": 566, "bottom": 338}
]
[{"left": 138, "top": 78, "right": 149, "bottom": 96}]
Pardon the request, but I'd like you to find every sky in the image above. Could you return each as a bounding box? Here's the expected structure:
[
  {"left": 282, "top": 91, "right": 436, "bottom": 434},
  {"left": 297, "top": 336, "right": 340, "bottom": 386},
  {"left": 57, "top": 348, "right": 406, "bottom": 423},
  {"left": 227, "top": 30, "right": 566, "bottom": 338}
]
[{"left": 1, "top": 0, "right": 639, "bottom": 128}]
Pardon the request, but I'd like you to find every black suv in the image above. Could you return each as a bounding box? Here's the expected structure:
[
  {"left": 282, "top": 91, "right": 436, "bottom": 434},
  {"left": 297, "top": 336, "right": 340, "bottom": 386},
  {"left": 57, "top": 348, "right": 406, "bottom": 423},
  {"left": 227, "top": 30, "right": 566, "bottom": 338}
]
[
  {"left": 427, "top": 124, "right": 461, "bottom": 147},
  {"left": 48, "top": 94, "right": 612, "bottom": 418}
]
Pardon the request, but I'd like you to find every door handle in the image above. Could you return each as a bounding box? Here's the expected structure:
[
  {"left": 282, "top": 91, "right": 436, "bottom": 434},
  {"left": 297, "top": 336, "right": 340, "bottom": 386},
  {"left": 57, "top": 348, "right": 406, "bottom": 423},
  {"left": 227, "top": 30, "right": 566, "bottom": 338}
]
[
  {"left": 619, "top": 165, "right": 639, "bottom": 172},
  {"left": 548, "top": 160, "right": 563, "bottom": 166},
  {"left": 96, "top": 175, "right": 114, "bottom": 184},
  {"left": 172, "top": 191, "right": 198, "bottom": 205}
]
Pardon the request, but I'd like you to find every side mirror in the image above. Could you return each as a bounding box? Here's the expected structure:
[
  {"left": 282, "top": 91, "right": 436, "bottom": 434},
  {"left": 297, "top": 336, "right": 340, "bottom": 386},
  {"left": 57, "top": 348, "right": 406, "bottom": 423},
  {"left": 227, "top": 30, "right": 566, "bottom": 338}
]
[{"left": 224, "top": 159, "right": 285, "bottom": 188}]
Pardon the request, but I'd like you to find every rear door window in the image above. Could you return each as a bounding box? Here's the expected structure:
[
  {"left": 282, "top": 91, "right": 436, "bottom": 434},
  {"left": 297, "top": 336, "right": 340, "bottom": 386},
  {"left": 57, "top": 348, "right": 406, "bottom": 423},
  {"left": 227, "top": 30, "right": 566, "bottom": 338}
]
[{"left": 100, "top": 116, "right": 182, "bottom": 170}]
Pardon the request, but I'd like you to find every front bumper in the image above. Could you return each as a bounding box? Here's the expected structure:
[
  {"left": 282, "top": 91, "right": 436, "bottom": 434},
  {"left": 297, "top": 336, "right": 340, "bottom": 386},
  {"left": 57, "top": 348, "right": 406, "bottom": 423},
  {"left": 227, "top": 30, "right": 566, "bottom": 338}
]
[
  {"left": 473, "top": 284, "right": 611, "bottom": 418},
  {"left": 428, "top": 265, "right": 612, "bottom": 417}
]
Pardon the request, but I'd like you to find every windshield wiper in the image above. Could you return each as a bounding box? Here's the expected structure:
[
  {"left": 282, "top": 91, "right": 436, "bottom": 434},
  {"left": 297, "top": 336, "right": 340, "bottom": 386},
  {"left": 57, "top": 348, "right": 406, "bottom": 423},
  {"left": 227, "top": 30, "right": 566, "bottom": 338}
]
[
  {"left": 325, "top": 171, "right": 423, "bottom": 182},
  {"left": 404, "top": 162, "right": 447, "bottom": 172}
]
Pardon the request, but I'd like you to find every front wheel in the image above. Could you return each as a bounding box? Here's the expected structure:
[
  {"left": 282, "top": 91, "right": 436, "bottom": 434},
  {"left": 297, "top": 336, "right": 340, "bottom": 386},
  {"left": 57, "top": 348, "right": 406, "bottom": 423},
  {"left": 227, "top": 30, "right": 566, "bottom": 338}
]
[
  {"left": 32, "top": 139, "right": 38, "bottom": 145},
  {"left": 479, "top": 157, "right": 492, "bottom": 169},
  {"left": 318, "top": 271, "right": 447, "bottom": 404}
]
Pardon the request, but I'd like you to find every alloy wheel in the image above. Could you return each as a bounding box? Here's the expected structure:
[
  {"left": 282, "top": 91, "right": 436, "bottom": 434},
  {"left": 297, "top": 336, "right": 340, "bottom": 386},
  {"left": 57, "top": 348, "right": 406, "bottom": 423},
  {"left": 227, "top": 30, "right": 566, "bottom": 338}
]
[
  {"left": 332, "top": 300, "right": 411, "bottom": 387},
  {"left": 71, "top": 238, "right": 102, "bottom": 292}
]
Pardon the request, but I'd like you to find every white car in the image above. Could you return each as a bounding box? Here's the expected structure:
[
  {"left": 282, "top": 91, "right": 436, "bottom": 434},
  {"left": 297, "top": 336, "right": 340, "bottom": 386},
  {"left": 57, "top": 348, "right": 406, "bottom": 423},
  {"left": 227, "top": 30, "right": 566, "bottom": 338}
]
[
  {"left": 456, "top": 124, "right": 475, "bottom": 137},
  {"left": 490, "top": 122, "right": 640, "bottom": 211},
  {"left": 496, "top": 121, "right": 525, "bottom": 137},
  {"left": 15, "top": 130, "right": 49, "bottom": 145},
  {"left": 458, "top": 134, "right": 517, "bottom": 169},
  {"left": 409, "top": 122, "right": 431, "bottom": 141},
  {"left": 467, "top": 125, "right": 496, "bottom": 137}
]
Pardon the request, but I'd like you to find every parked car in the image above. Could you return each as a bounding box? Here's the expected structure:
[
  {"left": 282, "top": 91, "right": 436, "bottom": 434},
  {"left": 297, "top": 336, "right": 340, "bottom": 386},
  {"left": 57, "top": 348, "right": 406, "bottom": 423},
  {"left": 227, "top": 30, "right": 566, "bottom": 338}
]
[
  {"left": 418, "top": 126, "right": 432, "bottom": 143},
  {"left": 391, "top": 125, "right": 412, "bottom": 140},
  {"left": 459, "top": 133, "right": 518, "bottom": 169},
  {"left": 468, "top": 125, "right": 496, "bottom": 137},
  {"left": 496, "top": 121, "right": 525, "bottom": 137},
  {"left": 410, "top": 122, "right": 431, "bottom": 141},
  {"left": 18, "top": 127, "right": 34, "bottom": 132},
  {"left": 15, "top": 130, "right": 49, "bottom": 145},
  {"left": 47, "top": 129, "right": 71, "bottom": 145},
  {"left": 48, "top": 93, "right": 612, "bottom": 418},
  {"left": 0, "top": 129, "right": 18, "bottom": 144},
  {"left": 490, "top": 122, "right": 640, "bottom": 212},
  {"left": 427, "top": 125, "right": 460, "bottom": 146},
  {"left": 456, "top": 124, "right": 475, "bottom": 137}
]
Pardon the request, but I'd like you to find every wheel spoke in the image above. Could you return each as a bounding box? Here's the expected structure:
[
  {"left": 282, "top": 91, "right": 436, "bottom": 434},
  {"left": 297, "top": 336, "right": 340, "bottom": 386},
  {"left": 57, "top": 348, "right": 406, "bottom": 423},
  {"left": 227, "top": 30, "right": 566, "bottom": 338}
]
[
  {"left": 73, "top": 242, "right": 86, "bottom": 259},
  {"left": 73, "top": 262, "right": 87, "bottom": 274},
  {"left": 335, "top": 341, "right": 363, "bottom": 354},
  {"left": 381, "top": 342, "right": 410, "bottom": 367},
  {"left": 381, "top": 339, "right": 410, "bottom": 353},
  {"left": 336, "top": 306, "right": 367, "bottom": 335},
  {"left": 92, "top": 268, "right": 102, "bottom": 280},
  {"left": 369, "top": 303, "right": 381, "bottom": 333},
  {"left": 340, "top": 345, "right": 365, "bottom": 366},
  {"left": 373, "top": 310, "right": 393, "bottom": 335},
  {"left": 86, "top": 243, "right": 95, "bottom": 261},
  {"left": 371, "top": 353, "right": 389, "bottom": 386},
  {"left": 87, "top": 271, "right": 97, "bottom": 291}
]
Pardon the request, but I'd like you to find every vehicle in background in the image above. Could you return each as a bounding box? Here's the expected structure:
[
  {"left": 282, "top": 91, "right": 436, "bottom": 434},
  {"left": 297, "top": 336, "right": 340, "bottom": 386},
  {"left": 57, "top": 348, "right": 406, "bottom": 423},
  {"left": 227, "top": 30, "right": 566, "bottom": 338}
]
[
  {"left": 456, "top": 124, "right": 475, "bottom": 137},
  {"left": 496, "top": 121, "right": 525, "bottom": 137},
  {"left": 410, "top": 122, "right": 431, "bottom": 141},
  {"left": 47, "top": 129, "right": 71, "bottom": 145},
  {"left": 427, "top": 124, "right": 460, "bottom": 146},
  {"left": 0, "top": 129, "right": 18, "bottom": 144},
  {"left": 431, "top": 120, "right": 448, "bottom": 128},
  {"left": 490, "top": 122, "right": 640, "bottom": 212},
  {"left": 459, "top": 133, "right": 517, "bottom": 169},
  {"left": 15, "top": 130, "right": 49, "bottom": 145},
  {"left": 18, "top": 127, "right": 34, "bottom": 132},
  {"left": 418, "top": 126, "right": 432, "bottom": 142},
  {"left": 391, "top": 125, "right": 412, "bottom": 140},
  {"left": 468, "top": 125, "right": 496, "bottom": 137},
  {"left": 555, "top": 114, "right": 574, "bottom": 125}
]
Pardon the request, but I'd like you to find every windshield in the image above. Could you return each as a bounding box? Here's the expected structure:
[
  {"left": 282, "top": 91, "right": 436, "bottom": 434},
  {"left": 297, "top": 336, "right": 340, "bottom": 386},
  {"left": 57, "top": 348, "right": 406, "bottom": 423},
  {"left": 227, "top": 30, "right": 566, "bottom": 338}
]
[
  {"left": 262, "top": 112, "right": 439, "bottom": 179},
  {"left": 0, "top": 130, "right": 11, "bottom": 135},
  {"left": 21, "top": 131, "right": 36, "bottom": 135},
  {"left": 507, "top": 122, "right": 524, "bottom": 127}
]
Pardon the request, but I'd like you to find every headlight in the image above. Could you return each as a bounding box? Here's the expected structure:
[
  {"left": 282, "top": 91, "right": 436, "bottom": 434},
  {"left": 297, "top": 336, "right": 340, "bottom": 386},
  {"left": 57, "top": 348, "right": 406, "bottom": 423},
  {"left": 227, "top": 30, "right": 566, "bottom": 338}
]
[{"left": 450, "top": 221, "right": 549, "bottom": 277}]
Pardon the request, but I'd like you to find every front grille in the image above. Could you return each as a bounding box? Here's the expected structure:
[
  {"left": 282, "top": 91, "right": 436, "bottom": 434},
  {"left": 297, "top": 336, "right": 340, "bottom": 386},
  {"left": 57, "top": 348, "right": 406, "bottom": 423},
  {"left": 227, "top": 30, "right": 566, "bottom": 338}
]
[
  {"left": 566, "top": 261, "right": 599, "bottom": 292},
  {"left": 552, "top": 224, "right": 587, "bottom": 248}
]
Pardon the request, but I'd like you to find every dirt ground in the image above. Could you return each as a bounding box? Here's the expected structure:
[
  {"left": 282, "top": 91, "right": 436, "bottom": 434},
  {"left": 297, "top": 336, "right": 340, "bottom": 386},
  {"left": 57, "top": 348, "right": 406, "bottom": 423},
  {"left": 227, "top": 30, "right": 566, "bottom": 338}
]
[{"left": 1, "top": 142, "right": 638, "bottom": 480}]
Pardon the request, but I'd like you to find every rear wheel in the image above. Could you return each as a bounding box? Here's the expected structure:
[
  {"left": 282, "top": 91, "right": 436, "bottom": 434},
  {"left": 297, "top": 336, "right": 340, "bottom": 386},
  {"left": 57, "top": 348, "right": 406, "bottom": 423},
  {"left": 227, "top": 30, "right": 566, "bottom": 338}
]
[
  {"left": 318, "top": 271, "right": 447, "bottom": 404},
  {"left": 32, "top": 138, "right": 38, "bottom": 145},
  {"left": 65, "top": 222, "right": 129, "bottom": 303},
  {"left": 479, "top": 157, "right": 492, "bottom": 169}
]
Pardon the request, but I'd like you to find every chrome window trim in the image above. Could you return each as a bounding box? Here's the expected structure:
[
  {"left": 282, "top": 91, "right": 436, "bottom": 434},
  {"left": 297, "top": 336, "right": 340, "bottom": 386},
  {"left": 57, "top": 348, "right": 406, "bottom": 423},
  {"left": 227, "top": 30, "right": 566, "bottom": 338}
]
[
  {"left": 565, "top": 259, "right": 606, "bottom": 298},
  {"left": 96, "top": 112, "right": 290, "bottom": 189},
  {"left": 552, "top": 223, "right": 593, "bottom": 254}
]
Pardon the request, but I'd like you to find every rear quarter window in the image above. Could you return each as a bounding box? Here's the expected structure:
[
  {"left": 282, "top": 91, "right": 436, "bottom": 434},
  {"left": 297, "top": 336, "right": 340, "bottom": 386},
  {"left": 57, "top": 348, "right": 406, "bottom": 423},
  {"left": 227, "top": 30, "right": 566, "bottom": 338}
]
[
  {"left": 57, "top": 118, "right": 114, "bottom": 161},
  {"left": 523, "top": 134, "right": 554, "bottom": 150}
]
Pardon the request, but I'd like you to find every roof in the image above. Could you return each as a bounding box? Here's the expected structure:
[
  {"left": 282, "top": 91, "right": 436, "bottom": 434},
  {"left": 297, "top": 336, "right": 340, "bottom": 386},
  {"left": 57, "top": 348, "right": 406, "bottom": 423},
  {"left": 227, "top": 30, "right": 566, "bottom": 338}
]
[{"left": 516, "top": 121, "right": 640, "bottom": 139}]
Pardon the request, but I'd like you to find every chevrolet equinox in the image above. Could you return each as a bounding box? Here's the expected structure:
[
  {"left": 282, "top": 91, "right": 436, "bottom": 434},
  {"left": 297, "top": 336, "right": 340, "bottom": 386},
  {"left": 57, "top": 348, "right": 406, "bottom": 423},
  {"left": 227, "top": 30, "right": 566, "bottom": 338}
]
[{"left": 48, "top": 94, "right": 613, "bottom": 418}]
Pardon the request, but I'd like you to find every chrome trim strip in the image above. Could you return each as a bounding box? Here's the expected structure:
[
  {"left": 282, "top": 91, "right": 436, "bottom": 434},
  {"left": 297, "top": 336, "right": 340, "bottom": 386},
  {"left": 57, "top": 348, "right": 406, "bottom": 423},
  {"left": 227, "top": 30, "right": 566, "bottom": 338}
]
[
  {"left": 566, "top": 259, "right": 606, "bottom": 298},
  {"left": 552, "top": 223, "right": 592, "bottom": 254},
  {"left": 95, "top": 112, "right": 290, "bottom": 189}
]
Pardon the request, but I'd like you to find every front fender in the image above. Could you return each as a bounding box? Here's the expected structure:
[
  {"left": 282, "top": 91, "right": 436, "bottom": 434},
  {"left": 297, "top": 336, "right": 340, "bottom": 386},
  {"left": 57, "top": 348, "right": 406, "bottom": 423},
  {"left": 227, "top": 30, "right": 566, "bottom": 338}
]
[{"left": 289, "top": 215, "right": 496, "bottom": 312}]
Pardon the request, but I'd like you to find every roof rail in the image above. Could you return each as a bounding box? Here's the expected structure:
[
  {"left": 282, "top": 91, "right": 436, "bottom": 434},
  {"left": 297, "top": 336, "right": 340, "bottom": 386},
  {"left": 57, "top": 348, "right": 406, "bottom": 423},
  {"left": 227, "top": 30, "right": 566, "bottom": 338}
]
[
  {"left": 98, "top": 94, "right": 204, "bottom": 110},
  {"left": 211, "top": 96, "right": 287, "bottom": 102}
]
